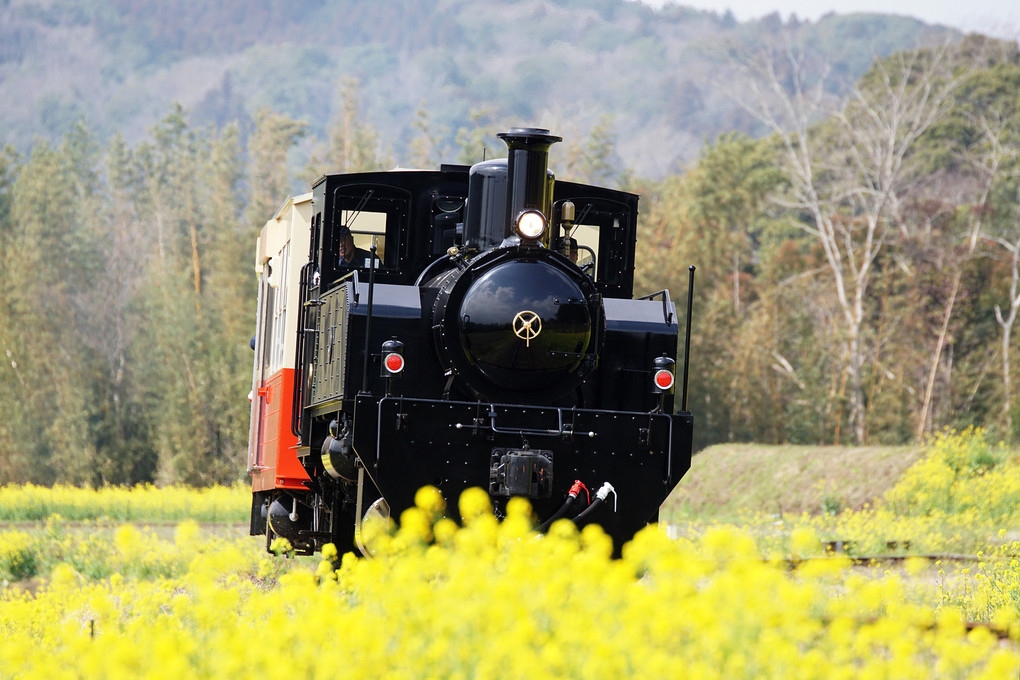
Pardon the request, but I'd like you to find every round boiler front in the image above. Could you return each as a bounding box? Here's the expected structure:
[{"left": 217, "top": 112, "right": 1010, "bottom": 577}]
[{"left": 432, "top": 249, "right": 601, "bottom": 401}]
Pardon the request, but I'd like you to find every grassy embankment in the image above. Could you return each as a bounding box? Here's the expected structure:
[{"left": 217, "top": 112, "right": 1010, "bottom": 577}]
[{"left": 662, "top": 443, "right": 923, "bottom": 523}]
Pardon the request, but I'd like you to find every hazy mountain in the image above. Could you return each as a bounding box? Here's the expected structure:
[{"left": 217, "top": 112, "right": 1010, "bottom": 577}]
[{"left": 1, "top": 0, "right": 958, "bottom": 177}]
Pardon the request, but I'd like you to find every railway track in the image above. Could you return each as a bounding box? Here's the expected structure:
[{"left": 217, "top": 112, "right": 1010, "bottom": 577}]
[{"left": 789, "top": 551, "right": 1008, "bottom": 567}]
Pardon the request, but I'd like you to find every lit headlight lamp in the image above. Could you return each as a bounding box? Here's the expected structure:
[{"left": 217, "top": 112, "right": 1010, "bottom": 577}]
[{"left": 514, "top": 209, "right": 547, "bottom": 241}]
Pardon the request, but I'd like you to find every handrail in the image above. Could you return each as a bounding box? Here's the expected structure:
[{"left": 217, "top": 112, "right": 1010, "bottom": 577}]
[
  {"left": 486, "top": 406, "right": 594, "bottom": 438},
  {"left": 291, "top": 261, "right": 317, "bottom": 441},
  {"left": 682, "top": 266, "right": 696, "bottom": 413},
  {"left": 636, "top": 288, "right": 674, "bottom": 325}
]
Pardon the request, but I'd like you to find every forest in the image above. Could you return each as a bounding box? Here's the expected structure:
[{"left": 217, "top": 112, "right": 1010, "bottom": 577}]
[{"left": 2, "top": 32, "right": 1019, "bottom": 486}]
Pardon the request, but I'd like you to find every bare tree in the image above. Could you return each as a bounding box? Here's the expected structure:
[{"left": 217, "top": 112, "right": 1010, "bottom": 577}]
[
  {"left": 993, "top": 220, "right": 1020, "bottom": 419},
  {"left": 915, "top": 111, "right": 1012, "bottom": 438},
  {"left": 733, "top": 42, "right": 959, "bottom": 443}
]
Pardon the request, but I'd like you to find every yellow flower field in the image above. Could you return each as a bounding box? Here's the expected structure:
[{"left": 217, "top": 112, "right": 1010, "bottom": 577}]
[
  {"left": 0, "top": 500, "right": 1015, "bottom": 678},
  {"left": 0, "top": 482, "right": 249, "bottom": 522},
  {"left": 1, "top": 429, "right": 1019, "bottom": 678}
]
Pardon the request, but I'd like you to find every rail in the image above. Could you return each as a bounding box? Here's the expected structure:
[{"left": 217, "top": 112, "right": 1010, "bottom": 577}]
[
  {"left": 291, "top": 261, "right": 317, "bottom": 440},
  {"left": 636, "top": 288, "right": 674, "bottom": 325}
]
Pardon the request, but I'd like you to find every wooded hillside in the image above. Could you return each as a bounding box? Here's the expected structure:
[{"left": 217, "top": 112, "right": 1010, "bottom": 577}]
[{"left": 0, "top": 0, "right": 955, "bottom": 178}]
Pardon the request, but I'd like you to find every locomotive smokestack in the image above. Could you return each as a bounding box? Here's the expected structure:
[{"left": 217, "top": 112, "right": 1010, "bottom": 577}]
[{"left": 498, "top": 128, "right": 562, "bottom": 245}]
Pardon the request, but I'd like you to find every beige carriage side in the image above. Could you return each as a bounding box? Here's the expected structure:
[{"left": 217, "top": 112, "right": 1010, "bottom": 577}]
[{"left": 255, "top": 192, "right": 314, "bottom": 373}]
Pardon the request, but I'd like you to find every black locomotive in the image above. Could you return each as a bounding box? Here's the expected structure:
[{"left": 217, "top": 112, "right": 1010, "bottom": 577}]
[{"left": 247, "top": 127, "right": 694, "bottom": 556}]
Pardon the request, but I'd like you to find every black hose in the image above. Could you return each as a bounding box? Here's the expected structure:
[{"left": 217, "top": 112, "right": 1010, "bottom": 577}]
[
  {"left": 571, "top": 496, "right": 605, "bottom": 526},
  {"left": 537, "top": 495, "right": 577, "bottom": 533}
]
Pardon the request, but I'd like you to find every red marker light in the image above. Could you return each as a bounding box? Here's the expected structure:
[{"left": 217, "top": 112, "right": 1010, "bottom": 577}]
[
  {"left": 384, "top": 353, "right": 405, "bottom": 374},
  {"left": 653, "top": 369, "right": 674, "bottom": 391}
]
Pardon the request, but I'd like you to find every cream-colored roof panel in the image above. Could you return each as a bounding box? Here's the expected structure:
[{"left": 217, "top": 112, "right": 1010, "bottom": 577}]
[
  {"left": 286, "top": 192, "right": 313, "bottom": 259},
  {"left": 261, "top": 192, "right": 312, "bottom": 258},
  {"left": 255, "top": 191, "right": 312, "bottom": 273}
]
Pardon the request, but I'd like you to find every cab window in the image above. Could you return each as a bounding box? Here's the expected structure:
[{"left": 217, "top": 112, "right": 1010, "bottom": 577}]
[
  {"left": 429, "top": 196, "right": 466, "bottom": 256},
  {"left": 343, "top": 208, "right": 387, "bottom": 262},
  {"left": 332, "top": 185, "right": 410, "bottom": 271},
  {"left": 561, "top": 199, "right": 631, "bottom": 285}
]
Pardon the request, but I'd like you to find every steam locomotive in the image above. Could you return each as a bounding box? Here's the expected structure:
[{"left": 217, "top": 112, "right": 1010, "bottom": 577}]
[{"left": 247, "top": 128, "right": 694, "bottom": 556}]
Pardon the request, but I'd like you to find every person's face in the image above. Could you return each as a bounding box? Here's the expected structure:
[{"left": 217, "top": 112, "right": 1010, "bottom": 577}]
[{"left": 338, "top": 234, "right": 356, "bottom": 263}]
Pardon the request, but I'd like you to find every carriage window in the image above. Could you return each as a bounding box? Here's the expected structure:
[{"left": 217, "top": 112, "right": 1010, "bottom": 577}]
[
  {"left": 270, "top": 242, "right": 289, "bottom": 374},
  {"left": 259, "top": 243, "right": 290, "bottom": 376}
]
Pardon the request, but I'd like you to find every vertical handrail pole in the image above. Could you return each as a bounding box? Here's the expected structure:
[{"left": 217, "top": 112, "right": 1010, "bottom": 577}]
[
  {"left": 361, "top": 243, "right": 379, "bottom": 394},
  {"left": 681, "top": 265, "right": 696, "bottom": 412}
]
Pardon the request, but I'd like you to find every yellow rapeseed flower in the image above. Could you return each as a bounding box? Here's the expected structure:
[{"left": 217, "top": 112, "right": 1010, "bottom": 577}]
[
  {"left": 414, "top": 485, "right": 446, "bottom": 518},
  {"left": 457, "top": 486, "right": 492, "bottom": 524}
]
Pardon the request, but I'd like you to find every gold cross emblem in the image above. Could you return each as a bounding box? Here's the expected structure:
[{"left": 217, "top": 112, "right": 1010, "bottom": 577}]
[{"left": 512, "top": 310, "right": 542, "bottom": 347}]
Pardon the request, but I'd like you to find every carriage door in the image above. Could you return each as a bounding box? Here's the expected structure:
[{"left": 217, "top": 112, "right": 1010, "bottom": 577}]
[{"left": 247, "top": 269, "right": 275, "bottom": 475}]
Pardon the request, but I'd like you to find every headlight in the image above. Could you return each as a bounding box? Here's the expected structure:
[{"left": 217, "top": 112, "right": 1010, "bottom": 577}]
[{"left": 514, "top": 209, "right": 547, "bottom": 240}]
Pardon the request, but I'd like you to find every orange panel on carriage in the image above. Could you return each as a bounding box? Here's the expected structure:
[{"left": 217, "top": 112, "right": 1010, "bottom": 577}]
[{"left": 251, "top": 368, "right": 309, "bottom": 492}]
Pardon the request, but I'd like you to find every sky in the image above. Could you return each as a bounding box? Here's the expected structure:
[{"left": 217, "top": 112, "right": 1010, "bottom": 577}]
[{"left": 643, "top": 0, "right": 1020, "bottom": 39}]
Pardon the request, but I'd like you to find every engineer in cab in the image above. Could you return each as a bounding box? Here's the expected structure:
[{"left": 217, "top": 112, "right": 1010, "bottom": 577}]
[{"left": 337, "top": 225, "right": 378, "bottom": 270}]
